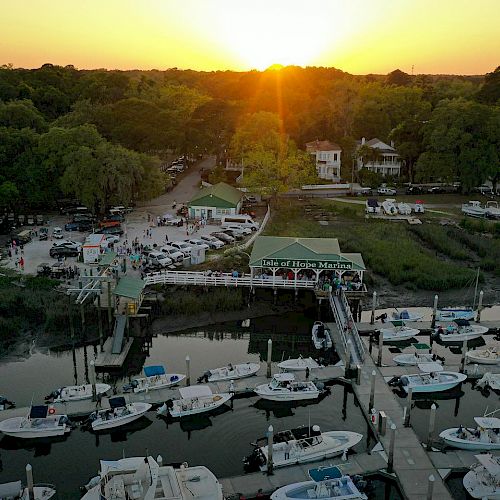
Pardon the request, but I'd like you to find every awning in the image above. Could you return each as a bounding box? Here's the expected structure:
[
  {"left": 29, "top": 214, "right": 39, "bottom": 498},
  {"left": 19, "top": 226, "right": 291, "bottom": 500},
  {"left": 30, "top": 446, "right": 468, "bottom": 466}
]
[
  {"left": 113, "top": 277, "right": 145, "bottom": 300},
  {"left": 144, "top": 365, "right": 166, "bottom": 377},
  {"left": 474, "top": 417, "right": 500, "bottom": 429}
]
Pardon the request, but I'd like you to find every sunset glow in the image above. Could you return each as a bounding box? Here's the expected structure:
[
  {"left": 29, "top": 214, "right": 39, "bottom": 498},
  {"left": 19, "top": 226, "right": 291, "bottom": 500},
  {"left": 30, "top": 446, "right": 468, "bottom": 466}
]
[{"left": 1, "top": 0, "right": 499, "bottom": 74}]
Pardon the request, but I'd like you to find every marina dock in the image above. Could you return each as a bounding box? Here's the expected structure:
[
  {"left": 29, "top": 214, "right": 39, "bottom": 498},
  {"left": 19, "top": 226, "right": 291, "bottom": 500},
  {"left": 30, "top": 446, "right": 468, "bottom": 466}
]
[{"left": 357, "top": 320, "right": 500, "bottom": 334}]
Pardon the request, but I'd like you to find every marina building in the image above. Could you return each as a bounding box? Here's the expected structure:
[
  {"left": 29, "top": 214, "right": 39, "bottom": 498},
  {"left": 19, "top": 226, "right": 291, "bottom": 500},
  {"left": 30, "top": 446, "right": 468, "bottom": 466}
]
[{"left": 188, "top": 182, "right": 244, "bottom": 220}]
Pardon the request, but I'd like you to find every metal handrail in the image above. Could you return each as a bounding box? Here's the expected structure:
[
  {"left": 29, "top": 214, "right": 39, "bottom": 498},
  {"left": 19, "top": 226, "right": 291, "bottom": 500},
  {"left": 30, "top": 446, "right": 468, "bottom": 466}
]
[
  {"left": 329, "top": 291, "right": 348, "bottom": 353},
  {"left": 339, "top": 289, "right": 365, "bottom": 361}
]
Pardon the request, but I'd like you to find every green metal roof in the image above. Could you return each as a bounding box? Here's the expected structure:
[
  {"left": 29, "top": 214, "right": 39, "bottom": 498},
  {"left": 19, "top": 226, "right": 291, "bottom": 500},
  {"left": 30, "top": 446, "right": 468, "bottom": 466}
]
[
  {"left": 249, "top": 236, "right": 365, "bottom": 271},
  {"left": 188, "top": 182, "right": 243, "bottom": 208},
  {"left": 98, "top": 252, "right": 118, "bottom": 267},
  {"left": 113, "top": 276, "right": 145, "bottom": 300}
]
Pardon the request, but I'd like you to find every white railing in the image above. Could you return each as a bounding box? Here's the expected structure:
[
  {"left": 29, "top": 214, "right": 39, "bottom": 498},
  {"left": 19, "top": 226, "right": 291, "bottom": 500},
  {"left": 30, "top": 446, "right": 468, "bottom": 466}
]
[
  {"left": 329, "top": 292, "right": 348, "bottom": 355},
  {"left": 339, "top": 289, "right": 365, "bottom": 362},
  {"left": 143, "top": 271, "right": 316, "bottom": 289}
]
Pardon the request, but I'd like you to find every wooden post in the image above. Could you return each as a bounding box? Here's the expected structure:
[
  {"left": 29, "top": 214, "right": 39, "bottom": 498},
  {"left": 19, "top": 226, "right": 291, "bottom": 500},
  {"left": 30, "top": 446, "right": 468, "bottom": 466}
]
[
  {"left": 107, "top": 280, "right": 113, "bottom": 329},
  {"left": 377, "top": 330, "right": 384, "bottom": 367},
  {"left": 267, "top": 424, "right": 274, "bottom": 475},
  {"left": 26, "top": 464, "right": 34, "bottom": 500},
  {"left": 427, "top": 403, "right": 437, "bottom": 449},
  {"left": 476, "top": 290, "right": 484, "bottom": 323},
  {"left": 185, "top": 355, "right": 191, "bottom": 386},
  {"left": 90, "top": 360, "right": 97, "bottom": 402},
  {"left": 369, "top": 370, "right": 376, "bottom": 413},
  {"left": 387, "top": 424, "right": 396, "bottom": 473},
  {"left": 404, "top": 387, "right": 413, "bottom": 427},
  {"left": 370, "top": 291, "right": 377, "bottom": 325},
  {"left": 267, "top": 338, "right": 273, "bottom": 378},
  {"left": 97, "top": 293, "right": 104, "bottom": 352},
  {"left": 460, "top": 336, "right": 468, "bottom": 373},
  {"left": 431, "top": 294, "right": 438, "bottom": 328}
]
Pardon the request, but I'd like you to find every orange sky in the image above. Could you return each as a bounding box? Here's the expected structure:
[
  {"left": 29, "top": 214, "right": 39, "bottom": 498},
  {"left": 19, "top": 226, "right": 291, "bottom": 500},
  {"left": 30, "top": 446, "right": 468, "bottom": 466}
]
[{"left": 1, "top": 0, "right": 499, "bottom": 74}]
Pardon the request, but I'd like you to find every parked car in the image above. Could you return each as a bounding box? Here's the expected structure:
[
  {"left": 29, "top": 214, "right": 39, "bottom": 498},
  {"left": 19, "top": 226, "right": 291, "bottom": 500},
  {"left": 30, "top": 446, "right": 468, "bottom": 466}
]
[
  {"left": 377, "top": 187, "right": 397, "bottom": 196},
  {"left": 221, "top": 215, "right": 259, "bottom": 231},
  {"left": 406, "top": 186, "right": 423, "bottom": 194},
  {"left": 427, "top": 186, "right": 445, "bottom": 194},
  {"left": 224, "top": 225, "right": 252, "bottom": 236},
  {"left": 99, "top": 226, "right": 124, "bottom": 235},
  {"left": 103, "top": 234, "right": 120, "bottom": 244},
  {"left": 212, "top": 232, "right": 234, "bottom": 244},
  {"left": 147, "top": 251, "right": 173, "bottom": 268},
  {"left": 98, "top": 220, "right": 121, "bottom": 229},
  {"left": 52, "top": 240, "right": 82, "bottom": 251},
  {"left": 222, "top": 229, "right": 244, "bottom": 240},
  {"left": 475, "top": 185, "right": 494, "bottom": 195},
  {"left": 105, "top": 213, "right": 125, "bottom": 223},
  {"left": 186, "top": 238, "right": 210, "bottom": 250},
  {"left": 169, "top": 241, "right": 192, "bottom": 256},
  {"left": 200, "top": 235, "right": 225, "bottom": 249},
  {"left": 165, "top": 218, "right": 183, "bottom": 226},
  {"left": 355, "top": 187, "right": 373, "bottom": 197},
  {"left": 52, "top": 227, "right": 64, "bottom": 239},
  {"left": 49, "top": 246, "right": 79, "bottom": 258},
  {"left": 160, "top": 246, "right": 184, "bottom": 262}
]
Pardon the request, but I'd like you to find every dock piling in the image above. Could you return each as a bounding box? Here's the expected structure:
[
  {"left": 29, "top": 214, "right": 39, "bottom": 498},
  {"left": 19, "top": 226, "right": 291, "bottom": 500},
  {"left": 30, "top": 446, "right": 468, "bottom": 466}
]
[
  {"left": 157, "top": 455, "right": 162, "bottom": 466},
  {"left": 476, "top": 290, "right": 484, "bottom": 323},
  {"left": 377, "top": 330, "right": 383, "bottom": 367},
  {"left": 97, "top": 293, "right": 104, "bottom": 352},
  {"left": 26, "top": 464, "right": 34, "bottom": 500},
  {"left": 431, "top": 294, "right": 438, "bottom": 328},
  {"left": 378, "top": 410, "right": 387, "bottom": 436},
  {"left": 387, "top": 424, "right": 396, "bottom": 473},
  {"left": 427, "top": 474, "right": 435, "bottom": 500},
  {"left": 90, "top": 360, "right": 97, "bottom": 402},
  {"left": 460, "top": 337, "right": 468, "bottom": 373},
  {"left": 427, "top": 403, "right": 437, "bottom": 448},
  {"left": 185, "top": 355, "right": 191, "bottom": 386},
  {"left": 266, "top": 339, "right": 273, "bottom": 378},
  {"left": 370, "top": 291, "right": 377, "bottom": 325},
  {"left": 267, "top": 425, "right": 274, "bottom": 475},
  {"left": 369, "top": 370, "right": 376, "bottom": 413},
  {"left": 404, "top": 387, "right": 413, "bottom": 427}
]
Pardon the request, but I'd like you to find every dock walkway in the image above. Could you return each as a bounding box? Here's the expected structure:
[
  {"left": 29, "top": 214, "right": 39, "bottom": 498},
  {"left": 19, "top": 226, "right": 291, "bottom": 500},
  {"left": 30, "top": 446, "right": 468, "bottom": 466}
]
[{"left": 357, "top": 320, "right": 500, "bottom": 334}]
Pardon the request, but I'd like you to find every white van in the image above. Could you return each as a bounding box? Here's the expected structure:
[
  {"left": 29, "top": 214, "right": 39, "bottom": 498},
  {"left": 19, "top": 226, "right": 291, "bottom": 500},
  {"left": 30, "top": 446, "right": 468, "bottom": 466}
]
[{"left": 221, "top": 215, "right": 259, "bottom": 231}]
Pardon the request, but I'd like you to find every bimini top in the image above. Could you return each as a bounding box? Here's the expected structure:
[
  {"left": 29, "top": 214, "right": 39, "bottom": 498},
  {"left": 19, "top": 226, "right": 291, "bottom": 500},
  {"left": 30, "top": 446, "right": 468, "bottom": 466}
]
[
  {"left": 179, "top": 385, "right": 213, "bottom": 399},
  {"left": 475, "top": 454, "right": 500, "bottom": 476},
  {"left": 273, "top": 373, "right": 296, "bottom": 382},
  {"left": 144, "top": 365, "right": 166, "bottom": 377},
  {"left": 109, "top": 397, "right": 127, "bottom": 409},
  {"left": 474, "top": 417, "right": 500, "bottom": 429},
  {"left": 417, "top": 362, "right": 444, "bottom": 373},
  {"left": 454, "top": 319, "right": 470, "bottom": 326},
  {"left": 30, "top": 405, "right": 49, "bottom": 419}
]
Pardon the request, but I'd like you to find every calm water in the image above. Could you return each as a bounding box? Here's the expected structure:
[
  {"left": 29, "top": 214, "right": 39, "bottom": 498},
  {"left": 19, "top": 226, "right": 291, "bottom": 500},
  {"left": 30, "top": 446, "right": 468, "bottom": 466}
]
[{"left": 0, "top": 314, "right": 374, "bottom": 499}]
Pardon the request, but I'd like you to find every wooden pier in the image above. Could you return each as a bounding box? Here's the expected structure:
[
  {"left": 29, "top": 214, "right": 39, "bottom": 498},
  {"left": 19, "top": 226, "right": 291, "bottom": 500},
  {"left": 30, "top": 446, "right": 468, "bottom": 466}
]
[{"left": 94, "top": 337, "right": 134, "bottom": 369}]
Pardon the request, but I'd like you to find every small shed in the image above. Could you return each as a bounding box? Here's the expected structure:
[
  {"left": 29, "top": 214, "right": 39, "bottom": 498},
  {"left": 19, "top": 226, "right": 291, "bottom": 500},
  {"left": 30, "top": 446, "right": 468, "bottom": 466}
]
[
  {"left": 188, "top": 182, "right": 243, "bottom": 220},
  {"left": 113, "top": 276, "right": 145, "bottom": 315},
  {"left": 83, "top": 233, "right": 106, "bottom": 263}
]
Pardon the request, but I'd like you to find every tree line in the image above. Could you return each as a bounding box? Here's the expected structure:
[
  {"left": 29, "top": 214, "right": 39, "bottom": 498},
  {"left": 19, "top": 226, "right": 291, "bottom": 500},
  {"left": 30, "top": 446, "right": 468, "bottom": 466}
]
[{"left": 0, "top": 63, "right": 499, "bottom": 211}]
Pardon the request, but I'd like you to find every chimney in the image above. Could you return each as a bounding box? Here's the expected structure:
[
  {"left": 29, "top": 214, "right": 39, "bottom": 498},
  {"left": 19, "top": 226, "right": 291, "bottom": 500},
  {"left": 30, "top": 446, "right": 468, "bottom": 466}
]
[
  {"left": 361, "top": 137, "right": 365, "bottom": 145},
  {"left": 390, "top": 140, "right": 395, "bottom": 148}
]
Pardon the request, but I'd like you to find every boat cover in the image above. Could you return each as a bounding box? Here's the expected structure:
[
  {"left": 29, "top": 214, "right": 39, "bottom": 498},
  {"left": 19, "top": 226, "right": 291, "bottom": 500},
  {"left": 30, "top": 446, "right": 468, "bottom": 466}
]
[
  {"left": 400, "top": 310, "right": 410, "bottom": 319},
  {"left": 476, "top": 454, "right": 500, "bottom": 476},
  {"left": 366, "top": 198, "right": 378, "bottom": 208},
  {"left": 308, "top": 466, "right": 343, "bottom": 482},
  {"left": 30, "top": 405, "right": 49, "bottom": 418},
  {"left": 179, "top": 385, "right": 213, "bottom": 399},
  {"left": 474, "top": 417, "right": 500, "bottom": 429},
  {"left": 144, "top": 365, "right": 166, "bottom": 377},
  {"left": 0, "top": 481, "right": 22, "bottom": 497},
  {"left": 417, "top": 362, "right": 444, "bottom": 373},
  {"left": 273, "top": 373, "right": 295, "bottom": 382},
  {"left": 109, "top": 397, "right": 127, "bottom": 409}
]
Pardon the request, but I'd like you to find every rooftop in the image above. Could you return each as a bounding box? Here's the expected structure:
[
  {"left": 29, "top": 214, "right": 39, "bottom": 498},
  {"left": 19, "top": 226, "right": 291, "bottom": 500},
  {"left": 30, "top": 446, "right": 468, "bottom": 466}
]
[
  {"left": 305, "top": 139, "right": 342, "bottom": 152},
  {"left": 189, "top": 182, "right": 243, "bottom": 207}
]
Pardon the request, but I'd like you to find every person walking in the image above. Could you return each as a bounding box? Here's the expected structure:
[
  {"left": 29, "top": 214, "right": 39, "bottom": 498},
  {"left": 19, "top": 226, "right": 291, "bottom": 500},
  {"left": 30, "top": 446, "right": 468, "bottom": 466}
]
[
  {"left": 19, "top": 256, "right": 24, "bottom": 271},
  {"left": 165, "top": 234, "right": 169, "bottom": 242}
]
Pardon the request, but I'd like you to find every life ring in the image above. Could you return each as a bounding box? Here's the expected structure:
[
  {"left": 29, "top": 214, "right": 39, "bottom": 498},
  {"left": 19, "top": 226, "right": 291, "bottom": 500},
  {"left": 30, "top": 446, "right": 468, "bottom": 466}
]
[{"left": 48, "top": 407, "right": 56, "bottom": 415}]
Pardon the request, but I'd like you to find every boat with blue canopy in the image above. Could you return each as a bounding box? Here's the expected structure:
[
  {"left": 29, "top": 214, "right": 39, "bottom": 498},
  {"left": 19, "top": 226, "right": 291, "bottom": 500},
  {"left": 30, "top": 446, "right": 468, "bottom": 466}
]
[{"left": 123, "top": 365, "right": 185, "bottom": 393}]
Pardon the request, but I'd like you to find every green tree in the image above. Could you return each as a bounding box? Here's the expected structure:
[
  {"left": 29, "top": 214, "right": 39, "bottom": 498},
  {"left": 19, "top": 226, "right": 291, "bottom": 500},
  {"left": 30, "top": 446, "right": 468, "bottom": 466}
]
[
  {"left": 0, "top": 100, "right": 47, "bottom": 132},
  {"left": 476, "top": 66, "right": 500, "bottom": 105},
  {"left": 0, "top": 181, "right": 19, "bottom": 208},
  {"left": 386, "top": 69, "right": 412, "bottom": 86}
]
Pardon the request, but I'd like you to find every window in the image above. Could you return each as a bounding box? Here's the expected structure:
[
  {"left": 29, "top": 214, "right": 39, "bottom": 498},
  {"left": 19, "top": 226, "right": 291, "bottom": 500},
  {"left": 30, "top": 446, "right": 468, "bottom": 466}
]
[
  {"left": 216, "top": 208, "right": 231, "bottom": 216},
  {"left": 333, "top": 153, "right": 338, "bottom": 162}
]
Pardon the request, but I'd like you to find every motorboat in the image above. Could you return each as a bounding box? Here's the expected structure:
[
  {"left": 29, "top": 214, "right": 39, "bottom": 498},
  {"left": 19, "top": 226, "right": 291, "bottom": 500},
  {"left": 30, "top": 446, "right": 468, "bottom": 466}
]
[
  {"left": 397, "top": 202, "right": 412, "bottom": 215},
  {"left": 312, "top": 321, "right": 333, "bottom": 349},
  {"left": 436, "top": 320, "right": 488, "bottom": 343},
  {"left": 436, "top": 308, "right": 475, "bottom": 321},
  {"left": 46, "top": 383, "right": 111, "bottom": 402},
  {"left": 391, "top": 309, "right": 424, "bottom": 322},
  {"left": 381, "top": 199, "right": 398, "bottom": 215},
  {"left": 477, "top": 373, "right": 500, "bottom": 391},
  {"left": 254, "top": 373, "right": 320, "bottom": 402},
  {"left": 462, "top": 201, "right": 487, "bottom": 218},
  {"left": 271, "top": 469, "right": 367, "bottom": 500},
  {"left": 0, "top": 481, "right": 56, "bottom": 500},
  {"left": 157, "top": 385, "right": 232, "bottom": 418},
  {"left": 198, "top": 362, "right": 260, "bottom": 383},
  {"left": 485, "top": 201, "right": 500, "bottom": 219},
  {"left": 414, "top": 200, "right": 425, "bottom": 213},
  {"left": 463, "top": 453, "right": 500, "bottom": 499},
  {"left": 365, "top": 198, "right": 380, "bottom": 214},
  {"left": 87, "top": 397, "right": 151, "bottom": 431},
  {"left": 0, "top": 396, "right": 15, "bottom": 411},
  {"left": 439, "top": 415, "right": 500, "bottom": 451},
  {"left": 467, "top": 348, "right": 500, "bottom": 365},
  {"left": 379, "top": 325, "right": 420, "bottom": 342},
  {"left": 395, "top": 367, "right": 467, "bottom": 393},
  {"left": 0, "top": 405, "right": 72, "bottom": 439},
  {"left": 81, "top": 455, "right": 223, "bottom": 499},
  {"left": 278, "top": 356, "right": 321, "bottom": 371},
  {"left": 244, "top": 425, "right": 363, "bottom": 472},
  {"left": 123, "top": 365, "right": 185, "bottom": 393},
  {"left": 393, "top": 352, "right": 442, "bottom": 366}
]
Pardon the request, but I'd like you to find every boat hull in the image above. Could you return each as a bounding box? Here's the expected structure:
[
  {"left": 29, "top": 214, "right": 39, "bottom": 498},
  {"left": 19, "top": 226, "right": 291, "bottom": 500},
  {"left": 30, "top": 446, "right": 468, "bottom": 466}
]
[
  {"left": 132, "top": 374, "right": 185, "bottom": 393},
  {"left": 463, "top": 470, "right": 500, "bottom": 499},
  {"left": 381, "top": 328, "right": 419, "bottom": 342},
  {"left": 270, "top": 478, "right": 367, "bottom": 500},
  {"left": 278, "top": 358, "right": 320, "bottom": 371},
  {"left": 208, "top": 363, "right": 260, "bottom": 382},
  {"left": 393, "top": 354, "right": 437, "bottom": 366},
  {"left": 466, "top": 350, "right": 500, "bottom": 365},
  {"left": 169, "top": 393, "right": 232, "bottom": 418},
  {"left": 439, "top": 428, "right": 500, "bottom": 451},
  {"left": 439, "top": 331, "right": 483, "bottom": 343},
  {"left": 53, "top": 383, "right": 111, "bottom": 402},
  {"left": 401, "top": 372, "right": 467, "bottom": 393},
  {"left": 91, "top": 403, "right": 151, "bottom": 431},
  {"left": 254, "top": 387, "right": 320, "bottom": 402},
  {"left": 0, "top": 416, "right": 70, "bottom": 438}
]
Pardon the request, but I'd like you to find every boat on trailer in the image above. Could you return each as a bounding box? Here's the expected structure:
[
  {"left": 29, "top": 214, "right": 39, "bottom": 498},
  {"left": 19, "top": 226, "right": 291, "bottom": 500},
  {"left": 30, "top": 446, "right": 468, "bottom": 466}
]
[
  {"left": 466, "top": 348, "right": 500, "bottom": 365},
  {"left": 199, "top": 362, "right": 260, "bottom": 382},
  {"left": 312, "top": 321, "right": 333, "bottom": 349},
  {"left": 0, "top": 480, "right": 56, "bottom": 500},
  {"left": 46, "top": 383, "right": 110, "bottom": 402},
  {"left": 440, "top": 414, "right": 500, "bottom": 451},
  {"left": 87, "top": 397, "right": 151, "bottom": 431},
  {"left": 123, "top": 365, "right": 185, "bottom": 393},
  {"left": 462, "top": 201, "right": 487, "bottom": 218},
  {"left": 278, "top": 356, "right": 321, "bottom": 371},
  {"left": 463, "top": 453, "right": 500, "bottom": 499},
  {"left": 485, "top": 201, "right": 500, "bottom": 219},
  {"left": 254, "top": 373, "right": 320, "bottom": 402}
]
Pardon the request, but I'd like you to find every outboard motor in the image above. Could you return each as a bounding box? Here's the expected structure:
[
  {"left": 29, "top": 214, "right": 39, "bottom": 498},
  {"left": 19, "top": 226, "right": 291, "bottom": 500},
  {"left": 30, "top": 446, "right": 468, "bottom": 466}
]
[
  {"left": 388, "top": 376, "right": 401, "bottom": 387},
  {"left": 375, "top": 313, "right": 388, "bottom": 323},
  {"left": 122, "top": 380, "right": 138, "bottom": 393},
  {"left": 197, "top": 371, "right": 211, "bottom": 383},
  {"left": 0, "top": 396, "right": 15, "bottom": 410},
  {"left": 81, "top": 475, "right": 101, "bottom": 493}
]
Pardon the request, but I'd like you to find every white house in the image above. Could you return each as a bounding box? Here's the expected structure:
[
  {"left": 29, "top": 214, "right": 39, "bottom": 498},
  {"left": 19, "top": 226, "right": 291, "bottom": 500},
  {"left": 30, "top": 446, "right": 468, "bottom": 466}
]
[
  {"left": 356, "top": 138, "right": 402, "bottom": 176},
  {"left": 305, "top": 140, "right": 342, "bottom": 181}
]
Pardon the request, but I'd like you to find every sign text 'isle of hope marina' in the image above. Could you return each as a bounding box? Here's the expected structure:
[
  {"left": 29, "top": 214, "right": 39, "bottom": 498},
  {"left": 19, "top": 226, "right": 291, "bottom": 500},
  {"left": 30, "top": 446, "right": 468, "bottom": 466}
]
[{"left": 261, "top": 259, "right": 353, "bottom": 270}]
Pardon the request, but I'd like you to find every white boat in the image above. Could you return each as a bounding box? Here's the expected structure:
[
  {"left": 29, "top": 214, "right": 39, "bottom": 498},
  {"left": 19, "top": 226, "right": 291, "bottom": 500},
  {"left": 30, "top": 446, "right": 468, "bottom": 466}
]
[
  {"left": 254, "top": 373, "right": 320, "bottom": 402},
  {"left": 380, "top": 325, "right": 420, "bottom": 342},
  {"left": 157, "top": 385, "right": 232, "bottom": 418},
  {"left": 391, "top": 309, "right": 424, "bottom": 322},
  {"left": 436, "top": 308, "right": 475, "bottom": 321},
  {"left": 436, "top": 321, "right": 488, "bottom": 343},
  {"left": 199, "top": 362, "right": 260, "bottom": 382},
  {"left": 462, "top": 201, "right": 487, "bottom": 218},
  {"left": 397, "top": 202, "right": 412, "bottom": 215},
  {"left": 0, "top": 481, "right": 56, "bottom": 500},
  {"left": 312, "top": 321, "right": 333, "bottom": 349},
  {"left": 0, "top": 405, "right": 72, "bottom": 439},
  {"left": 463, "top": 453, "right": 500, "bottom": 499},
  {"left": 0, "top": 396, "right": 15, "bottom": 411},
  {"left": 271, "top": 473, "right": 367, "bottom": 500},
  {"left": 365, "top": 198, "right": 380, "bottom": 214},
  {"left": 81, "top": 455, "right": 223, "bottom": 500},
  {"left": 46, "top": 383, "right": 111, "bottom": 402},
  {"left": 439, "top": 416, "right": 500, "bottom": 451},
  {"left": 414, "top": 200, "right": 425, "bottom": 213},
  {"left": 485, "top": 201, "right": 500, "bottom": 219},
  {"left": 88, "top": 397, "right": 151, "bottom": 431},
  {"left": 466, "top": 348, "right": 500, "bottom": 365},
  {"left": 477, "top": 373, "right": 500, "bottom": 391},
  {"left": 381, "top": 198, "right": 398, "bottom": 215},
  {"left": 398, "top": 369, "right": 467, "bottom": 393},
  {"left": 245, "top": 425, "right": 363, "bottom": 471},
  {"left": 278, "top": 356, "right": 321, "bottom": 371},
  {"left": 393, "top": 352, "right": 442, "bottom": 366},
  {"left": 123, "top": 365, "right": 185, "bottom": 393}
]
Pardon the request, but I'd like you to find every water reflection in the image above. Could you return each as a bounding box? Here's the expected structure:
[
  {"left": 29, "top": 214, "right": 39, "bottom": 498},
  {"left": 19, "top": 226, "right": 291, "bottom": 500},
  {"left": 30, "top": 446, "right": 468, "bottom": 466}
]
[
  {"left": 252, "top": 391, "right": 331, "bottom": 419},
  {"left": 89, "top": 417, "right": 153, "bottom": 445}
]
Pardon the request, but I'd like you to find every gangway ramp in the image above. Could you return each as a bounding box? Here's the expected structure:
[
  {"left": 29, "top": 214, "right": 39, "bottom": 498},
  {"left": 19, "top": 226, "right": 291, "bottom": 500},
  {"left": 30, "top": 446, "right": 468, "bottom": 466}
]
[{"left": 112, "top": 315, "right": 127, "bottom": 354}]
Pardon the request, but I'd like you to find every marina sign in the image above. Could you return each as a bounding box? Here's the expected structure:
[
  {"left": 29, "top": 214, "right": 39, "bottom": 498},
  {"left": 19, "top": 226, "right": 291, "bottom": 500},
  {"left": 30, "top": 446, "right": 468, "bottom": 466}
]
[{"left": 261, "top": 258, "right": 353, "bottom": 270}]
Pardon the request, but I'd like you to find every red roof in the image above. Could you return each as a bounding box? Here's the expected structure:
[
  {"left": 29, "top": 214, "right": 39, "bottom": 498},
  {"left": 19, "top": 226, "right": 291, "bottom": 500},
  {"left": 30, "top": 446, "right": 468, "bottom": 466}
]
[{"left": 305, "top": 140, "right": 342, "bottom": 152}]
